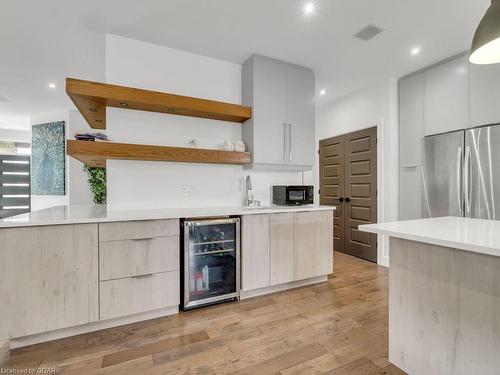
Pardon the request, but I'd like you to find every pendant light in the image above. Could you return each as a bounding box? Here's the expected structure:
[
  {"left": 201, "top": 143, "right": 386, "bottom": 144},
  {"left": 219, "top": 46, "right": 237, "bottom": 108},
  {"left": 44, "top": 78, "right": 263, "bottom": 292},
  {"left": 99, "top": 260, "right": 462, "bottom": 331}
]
[{"left": 470, "top": 0, "right": 500, "bottom": 64}]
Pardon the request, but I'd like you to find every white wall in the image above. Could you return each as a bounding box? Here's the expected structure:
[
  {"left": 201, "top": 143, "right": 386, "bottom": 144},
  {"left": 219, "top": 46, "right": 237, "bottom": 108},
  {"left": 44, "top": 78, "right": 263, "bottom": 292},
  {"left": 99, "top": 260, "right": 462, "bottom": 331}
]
[
  {"left": 105, "top": 34, "right": 302, "bottom": 210},
  {"left": 0, "top": 128, "right": 31, "bottom": 143},
  {"left": 315, "top": 78, "right": 399, "bottom": 266},
  {"left": 30, "top": 111, "right": 70, "bottom": 211}
]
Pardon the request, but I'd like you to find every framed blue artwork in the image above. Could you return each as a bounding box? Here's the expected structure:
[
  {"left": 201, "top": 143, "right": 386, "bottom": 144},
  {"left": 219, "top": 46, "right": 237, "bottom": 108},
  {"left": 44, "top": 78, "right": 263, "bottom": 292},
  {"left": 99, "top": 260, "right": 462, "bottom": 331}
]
[{"left": 31, "top": 121, "right": 66, "bottom": 195}]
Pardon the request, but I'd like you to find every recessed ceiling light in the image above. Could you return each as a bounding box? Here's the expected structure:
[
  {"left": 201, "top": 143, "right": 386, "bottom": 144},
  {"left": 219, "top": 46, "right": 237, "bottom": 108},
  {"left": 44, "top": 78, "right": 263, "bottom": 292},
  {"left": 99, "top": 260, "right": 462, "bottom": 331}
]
[
  {"left": 411, "top": 47, "right": 421, "bottom": 56},
  {"left": 304, "top": 2, "right": 315, "bottom": 15},
  {"left": 320, "top": 89, "right": 326, "bottom": 96},
  {"left": 48, "top": 82, "right": 56, "bottom": 89}
]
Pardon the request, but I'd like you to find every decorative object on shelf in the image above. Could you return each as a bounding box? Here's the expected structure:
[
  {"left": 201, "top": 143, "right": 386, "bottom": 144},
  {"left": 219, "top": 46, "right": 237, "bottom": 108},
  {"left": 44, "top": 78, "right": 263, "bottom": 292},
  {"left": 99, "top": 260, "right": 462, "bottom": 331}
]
[
  {"left": 83, "top": 165, "right": 106, "bottom": 204},
  {"left": 188, "top": 139, "right": 198, "bottom": 148},
  {"left": 31, "top": 121, "right": 65, "bottom": 195},
  {"left": 223, "top": 140, "right": 234, "bottom": 151},
  {"left": 470, "top": 0, "right": 500, "bottom": 64},
  {"left": 234, "top": 140, "right": 246, "bottom": 152},
  {"left": 66, "top": 140, "right": 251, "bottom": 168},
  {"left": 66, "top": 78, "right": 252, "bottom": 130},
  {"left": 74, "top": 132, "right": 109, "bottom": 142}
]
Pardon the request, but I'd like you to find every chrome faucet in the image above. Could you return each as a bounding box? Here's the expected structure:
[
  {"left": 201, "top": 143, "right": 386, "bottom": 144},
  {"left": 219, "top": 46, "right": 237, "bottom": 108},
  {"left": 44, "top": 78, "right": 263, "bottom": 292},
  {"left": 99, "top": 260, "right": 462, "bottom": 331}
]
[{"left": 244, "top": 175, "right": 253, "bottom": 207}]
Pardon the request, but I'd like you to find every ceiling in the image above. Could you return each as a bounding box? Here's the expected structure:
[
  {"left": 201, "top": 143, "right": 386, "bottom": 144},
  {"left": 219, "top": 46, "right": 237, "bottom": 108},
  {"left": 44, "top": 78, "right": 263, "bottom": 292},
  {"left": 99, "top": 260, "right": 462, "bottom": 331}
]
[{"left": 0, "top": 0, "right": 490, "bottom": 130}]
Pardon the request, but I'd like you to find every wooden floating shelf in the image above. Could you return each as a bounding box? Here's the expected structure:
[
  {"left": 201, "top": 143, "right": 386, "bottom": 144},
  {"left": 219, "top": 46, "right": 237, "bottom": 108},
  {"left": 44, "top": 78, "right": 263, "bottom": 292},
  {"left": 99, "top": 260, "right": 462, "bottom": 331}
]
[
  {"left": 66, "top": 78, "right": 252, "bottom": 130},
  {"left": 67, "top": 140, "right": 251, "bottom": 168}
]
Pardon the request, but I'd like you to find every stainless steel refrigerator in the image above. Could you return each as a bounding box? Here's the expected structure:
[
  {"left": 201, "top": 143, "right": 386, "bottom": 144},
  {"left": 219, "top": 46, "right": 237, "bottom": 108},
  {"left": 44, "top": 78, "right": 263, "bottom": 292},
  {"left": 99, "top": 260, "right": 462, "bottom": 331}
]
[{"left": 423, "top": 124, "right": 500, "bottom": 219}]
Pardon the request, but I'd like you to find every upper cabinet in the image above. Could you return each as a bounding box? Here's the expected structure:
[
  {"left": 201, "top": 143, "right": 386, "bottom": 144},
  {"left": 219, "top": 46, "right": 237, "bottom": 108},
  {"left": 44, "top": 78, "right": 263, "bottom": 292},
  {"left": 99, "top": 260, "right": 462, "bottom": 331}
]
[
  {"left": 424, "top": 55, "right": 469, "bottom": 136},
  {"left": 470, "top": 63, "right": 500, "bottom": 128},
  {"left": 286, "top": 64, "right": 316, "bottom": 167},
  {"left": 242, "top": 56, "right": 287, "bottom": 166},
  {"left": 399, "top": 72, "right": 424, "bottom": 167},
  {"left": 242, "top": 55, "right": 315, "bottom": 170}
]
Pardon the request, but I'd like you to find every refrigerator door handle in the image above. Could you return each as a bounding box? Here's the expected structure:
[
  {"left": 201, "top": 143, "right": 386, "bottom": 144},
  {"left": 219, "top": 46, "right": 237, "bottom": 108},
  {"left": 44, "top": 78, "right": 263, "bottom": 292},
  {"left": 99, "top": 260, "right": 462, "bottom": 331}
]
[
  {"left": 456, "top": 147, "right": 463, "bottom": 214},
  {"left": 464, "top": 146, "right": 472, "bottom": 215}
]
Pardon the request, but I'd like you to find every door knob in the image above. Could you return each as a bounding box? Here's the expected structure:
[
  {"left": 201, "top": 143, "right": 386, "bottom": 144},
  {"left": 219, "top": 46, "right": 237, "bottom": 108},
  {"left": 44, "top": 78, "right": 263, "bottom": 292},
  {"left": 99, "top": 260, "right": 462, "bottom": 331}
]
[
  {"left": 345, "top": 197, "right": 351, "bottom": 203},
  {"left": 338, "top": 197, "right": 344, "bottom": 202}
]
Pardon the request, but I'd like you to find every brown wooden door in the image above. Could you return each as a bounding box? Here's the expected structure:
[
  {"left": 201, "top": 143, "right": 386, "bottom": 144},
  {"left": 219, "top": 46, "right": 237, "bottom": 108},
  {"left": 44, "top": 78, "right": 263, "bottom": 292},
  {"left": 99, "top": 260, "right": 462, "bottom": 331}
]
[
  {"left": 319, "top": 127, "right": 377, "bottom": 262},
  {"left": 319, "top": 135, "right": 345, "bottom": 253}
]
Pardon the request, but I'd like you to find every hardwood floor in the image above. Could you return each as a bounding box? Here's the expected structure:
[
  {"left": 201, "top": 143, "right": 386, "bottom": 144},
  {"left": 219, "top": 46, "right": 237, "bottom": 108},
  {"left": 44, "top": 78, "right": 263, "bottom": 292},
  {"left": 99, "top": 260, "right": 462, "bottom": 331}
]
[{"left": 1, "top": 252, "right": 406, "bottom": 374}]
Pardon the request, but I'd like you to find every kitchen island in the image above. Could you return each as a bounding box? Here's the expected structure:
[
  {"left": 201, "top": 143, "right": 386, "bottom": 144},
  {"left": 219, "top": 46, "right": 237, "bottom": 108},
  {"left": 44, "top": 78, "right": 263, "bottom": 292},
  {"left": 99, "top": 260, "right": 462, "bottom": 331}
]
[
  {"left": 0, "top": 204, "right": 335, "bottom": 348},
  {"left": 360, "top": 216, "right": 500, "bottom": 375}
]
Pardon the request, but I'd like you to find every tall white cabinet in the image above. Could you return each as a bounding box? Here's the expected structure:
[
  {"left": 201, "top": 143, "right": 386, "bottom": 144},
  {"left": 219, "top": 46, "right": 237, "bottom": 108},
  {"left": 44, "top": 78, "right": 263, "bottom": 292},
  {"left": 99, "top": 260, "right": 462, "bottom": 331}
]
[
  {"left": 399, "top": 73, "right": 425, "bottom": 168},
  {"left": 242, "top": 55, "right": 315, "bottom": 170},
  {"left": 399, "top": 72, "right": 425, "bottom": 220},
  {"left": 423, "top": 55, "right": 469, "bottom": 136},
  {"left": 399, "top": 53, "right": 468, "bottom": 220},
  {"left": 470, "top": 63, "right": 500, "bottom": 128}
]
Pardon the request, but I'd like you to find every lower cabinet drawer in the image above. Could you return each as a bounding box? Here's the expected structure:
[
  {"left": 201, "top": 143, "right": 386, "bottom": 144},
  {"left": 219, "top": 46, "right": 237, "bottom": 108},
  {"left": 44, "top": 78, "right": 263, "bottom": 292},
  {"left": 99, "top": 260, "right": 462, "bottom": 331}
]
[
  {"left": 99, "top": 219, "right": 179, "bottom": 241},
  {"left": 99, "top": 236, "right": 179, "bottom": 281},
  {"left": 99, "top": 271, "right": 179, "bottom": 320}
]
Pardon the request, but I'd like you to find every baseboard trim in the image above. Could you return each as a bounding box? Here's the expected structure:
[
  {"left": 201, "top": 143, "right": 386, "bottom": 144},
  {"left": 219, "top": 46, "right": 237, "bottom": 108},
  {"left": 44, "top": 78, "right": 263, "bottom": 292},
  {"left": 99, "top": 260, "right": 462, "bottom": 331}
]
[
  {"left": 240, "top": 275, "right": 328, "bottom": 299},
  {"left": 9, "top": 306, "right": 178, "bottom": 349}
]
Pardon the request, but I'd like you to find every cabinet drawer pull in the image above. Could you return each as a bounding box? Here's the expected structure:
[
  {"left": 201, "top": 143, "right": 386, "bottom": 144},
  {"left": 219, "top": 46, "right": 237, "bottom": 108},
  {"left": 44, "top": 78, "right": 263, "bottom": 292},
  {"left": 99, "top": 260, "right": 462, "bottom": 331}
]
[
  {"left": 131, "top": 273, "right": 154, "bottom": 279},
  {"left": 288, "top": 123, "right": 292, "bottom": 162},
  {"left": 283, "top": 122, "right": 287, "bottom": 163}
]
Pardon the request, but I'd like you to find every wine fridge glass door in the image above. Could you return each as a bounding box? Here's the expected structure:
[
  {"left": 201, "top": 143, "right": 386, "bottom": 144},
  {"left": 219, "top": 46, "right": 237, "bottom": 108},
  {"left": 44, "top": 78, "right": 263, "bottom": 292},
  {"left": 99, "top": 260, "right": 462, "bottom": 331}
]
[{"left": 184, "top": 218, "right": 240, "bottom": 308}]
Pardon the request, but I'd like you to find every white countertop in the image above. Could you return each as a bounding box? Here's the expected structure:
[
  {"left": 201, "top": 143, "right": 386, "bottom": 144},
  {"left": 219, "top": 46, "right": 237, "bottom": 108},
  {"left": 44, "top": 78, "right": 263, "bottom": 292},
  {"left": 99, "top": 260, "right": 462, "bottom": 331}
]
[
  {"left": 0, "top": 204, "right": 335, "bottom": 228},
  {"left": 360, "top": 216, "right": 500, "bottom": 257}
]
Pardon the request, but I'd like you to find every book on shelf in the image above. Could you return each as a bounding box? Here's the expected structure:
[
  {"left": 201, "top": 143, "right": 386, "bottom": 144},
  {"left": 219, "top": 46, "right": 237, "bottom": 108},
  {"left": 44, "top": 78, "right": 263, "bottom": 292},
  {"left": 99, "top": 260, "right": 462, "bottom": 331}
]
[{"left": 74, "top": 132, "right": 109, "bottom": 142}]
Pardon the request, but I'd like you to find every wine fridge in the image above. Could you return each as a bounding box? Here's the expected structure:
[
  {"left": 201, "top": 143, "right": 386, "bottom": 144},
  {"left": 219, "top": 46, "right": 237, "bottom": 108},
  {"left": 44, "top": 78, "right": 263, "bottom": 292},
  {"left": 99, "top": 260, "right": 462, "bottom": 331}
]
[{"left": 181, "top": 217, "right": 240, "bottom": 310}]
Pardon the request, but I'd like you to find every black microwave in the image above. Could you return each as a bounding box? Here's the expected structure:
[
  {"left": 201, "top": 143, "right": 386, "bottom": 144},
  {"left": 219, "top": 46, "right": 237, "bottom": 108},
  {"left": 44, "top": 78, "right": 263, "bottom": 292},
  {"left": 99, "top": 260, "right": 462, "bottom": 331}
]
[{"left": 272, "top": 186, "right": 314, "bottom": 206}]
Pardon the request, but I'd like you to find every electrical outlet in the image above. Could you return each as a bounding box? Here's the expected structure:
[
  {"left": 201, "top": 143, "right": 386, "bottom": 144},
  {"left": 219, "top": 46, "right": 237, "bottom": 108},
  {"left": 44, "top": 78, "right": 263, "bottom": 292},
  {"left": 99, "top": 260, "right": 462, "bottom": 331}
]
[{"left": 181, "top": 185, "right": 196, "bottom": 196}]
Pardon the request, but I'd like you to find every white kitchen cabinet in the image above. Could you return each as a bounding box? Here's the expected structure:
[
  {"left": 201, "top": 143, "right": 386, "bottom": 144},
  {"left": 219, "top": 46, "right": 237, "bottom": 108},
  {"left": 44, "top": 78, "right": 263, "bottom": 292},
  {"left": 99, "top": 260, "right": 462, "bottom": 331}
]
[
  {"left": 0, "top": 224, "right": 99, "bottom": 338},
  {"left": 241, "top": 214, "right": 270, "bottom": 291},
  {"left": 242, "top": 55, "right": 287, "bottom": 166},
  {"left": 424, "top": 55, "right": 469, "bottom": 136},
  {"left": 294, "top": 211, "right": 333, "bottom": 280},
  {"left": 286, "top": 64, "right": 316, "bottom": 167},
  {"left": 98, "top": 219, "right": 180, "bottom": 320},
  {"left": 399, "top": 73, "right": 425, "bottom": 167},
  {"left": 242, "top": 211, "right": 333, "bottom": 292},
  {"left": 100, "top": 271, "right": 179, "bottom": 320},
  {"left": 242, "top": 54, "right": 315, "bottom": 170},
  {"left": 470, "top": 62, "right": 500, "bottom": 128},
  {"left": 399, "top": 167, "right": 423, "bottom": 220},
  {"left": 270, "top": 212, "right": 295, "bottom": 285},
  {"left": 99, "top": 236, "right": 179, "bottom": 281},
  {"left": 99, "top": 219, "right": 178, "bottom": 241}
]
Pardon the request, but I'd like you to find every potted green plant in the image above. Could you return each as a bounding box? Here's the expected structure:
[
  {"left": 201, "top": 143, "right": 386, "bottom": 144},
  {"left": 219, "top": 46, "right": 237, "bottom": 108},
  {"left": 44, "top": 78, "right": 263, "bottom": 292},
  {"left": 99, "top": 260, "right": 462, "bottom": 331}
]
[{"left": 83, "top": 166, "right": 106, "bottom": 204}]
